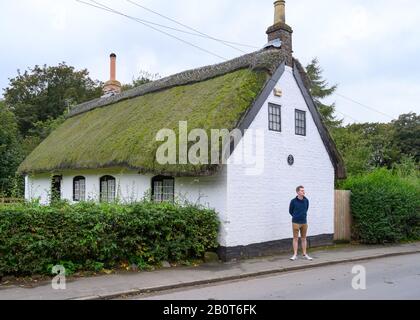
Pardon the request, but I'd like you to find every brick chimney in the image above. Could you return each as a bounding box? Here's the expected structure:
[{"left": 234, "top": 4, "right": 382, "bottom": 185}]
[
  {"left": 266, "top": 0, "right": 293, "bottom": 67},
  {"left": 103, "top": 53, "right": 122, "bottom": 96}
]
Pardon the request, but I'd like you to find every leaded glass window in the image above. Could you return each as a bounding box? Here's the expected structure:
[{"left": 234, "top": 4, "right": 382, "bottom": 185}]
[
  {"left": 268, "top": 103, "right": 282, "bottom": 132},
  {"left": 295, "top": 109, "right": 306, "bottom": 136},
  {"left": 152, "top": 176, "right": 175, "bottom": 203},
  {"left": 100, "top": 176, "right": 116, "bottom": 203},
  {"left": 73, "top": 176, "right": 86, "bottom": 202}
]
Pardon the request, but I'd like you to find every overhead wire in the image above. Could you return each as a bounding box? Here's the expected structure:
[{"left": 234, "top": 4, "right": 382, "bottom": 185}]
[
  {"left": 335, "top": 92, "right": 395, "bottom": 120},
  {"left": 125, "top": 0, "right": 257, "bottom": 52},
  {"left": 77, "top": 0, "right": 395, "bottom": 123},
  {"left": 75, "top": 0, "right": 229, "bottom": 60}
]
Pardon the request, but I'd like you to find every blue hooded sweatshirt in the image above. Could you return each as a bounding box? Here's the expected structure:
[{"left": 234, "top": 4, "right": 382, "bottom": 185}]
[{"left": 289, "top": 196, "right": 309, "bottom": 224}]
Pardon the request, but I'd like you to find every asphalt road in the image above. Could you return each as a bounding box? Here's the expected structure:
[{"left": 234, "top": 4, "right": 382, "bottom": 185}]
[{"left": 130, "top": 253, "right": 420, "bottom": 300}]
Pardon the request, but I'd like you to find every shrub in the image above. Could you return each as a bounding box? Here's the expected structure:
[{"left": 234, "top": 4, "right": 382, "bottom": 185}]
[
  {"left": 0, "top": 201, "right": 219, "bottom": 277},
  {"left": 342, "top": 169, "right": 420, "bottom": 244},
  {"left": 392, "top": 155, "right": 420, "bottom": 188}
]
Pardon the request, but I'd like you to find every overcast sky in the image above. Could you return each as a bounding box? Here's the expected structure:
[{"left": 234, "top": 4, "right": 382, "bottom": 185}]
[{"left": 1, "top": 0, "right": 419, "bottom": 124}]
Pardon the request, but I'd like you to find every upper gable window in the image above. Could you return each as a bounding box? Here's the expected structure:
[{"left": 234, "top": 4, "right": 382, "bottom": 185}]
[
  {"left": 268, "top": 103, "right": 282, "bottom": 132},
  {"left": 73, "top": 176, "right": 86, "bottom": 202},
  {"left": 295, "top": 109, "right": 307, "bottom": 136}
]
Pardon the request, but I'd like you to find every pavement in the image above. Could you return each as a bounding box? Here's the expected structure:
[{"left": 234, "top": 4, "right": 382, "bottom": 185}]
[{"left": 0, "top": 242, "right": 419, "bottom": 300}]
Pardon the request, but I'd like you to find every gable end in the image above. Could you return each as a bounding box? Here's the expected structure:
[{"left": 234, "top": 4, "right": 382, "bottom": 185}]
[
  {"left": 237, "top": 62, "right": 286, "bottom": 133},
  {"left": 225, "top": 61, "right": 285, "bottom": 156},
  {"left": 292, "top": 61, "right": 347, "bottom": 180}
]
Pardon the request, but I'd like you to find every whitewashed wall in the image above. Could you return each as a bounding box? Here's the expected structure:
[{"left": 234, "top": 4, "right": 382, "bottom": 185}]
[
  {"left": 225, "top": 66, "right": 335, "bottom": 247},
  {"left": 25, "top": 173, "right": 51, "bottom": 205},
  {"left": 25, "top": 166, "right": 228, "bottom": 245}
]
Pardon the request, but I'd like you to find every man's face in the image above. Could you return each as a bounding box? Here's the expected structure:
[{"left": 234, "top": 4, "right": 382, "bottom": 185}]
[{"left": 297, "top": 188, "right": 305, "bottom": 197}]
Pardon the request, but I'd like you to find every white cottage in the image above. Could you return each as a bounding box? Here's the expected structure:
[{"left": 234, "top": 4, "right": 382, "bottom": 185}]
[{"left": 18, "top": 1, "right": 346, "bottom": 261}]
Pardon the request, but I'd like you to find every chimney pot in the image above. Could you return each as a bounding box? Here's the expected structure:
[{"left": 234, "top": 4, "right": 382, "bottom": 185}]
[
  {"left": 274, "top": 0, "right": 286, "bottom": 24},
  {"left": 266, "top": 0, "right": 293, "bottom": 67},
  {"left": 110, "top": 53, "right": 117, "bottom": 81},
  {"left": 103, "top": 52, "right": 122, "bottom": 96}
]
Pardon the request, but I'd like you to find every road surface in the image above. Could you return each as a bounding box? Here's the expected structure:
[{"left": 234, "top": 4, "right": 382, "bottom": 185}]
[{"left": 128, "top": 253, "right": 420, "bottom": 300}]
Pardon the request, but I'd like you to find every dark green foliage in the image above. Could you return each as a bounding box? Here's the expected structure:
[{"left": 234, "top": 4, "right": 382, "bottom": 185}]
[
  {"left": 4, "top": 63, "right": 102, "bottom": 137},
  {"left": 341, "top": 169, "right": 420, "bottom": 244},
  {"left": 332, "top": 126, "right": 373, "bottom": 176},
  {"left": 0, "top": 201, "right": 219, "bottom": 277},
  {"left": 0, "top": 101, "right": 24, "bottom": 196},
  {"left": 332, "top": 118, "right": 418, "bottom": 177},
  {"left": 1, "top": 63, "right": 103, "bottom": 196},
  {"left": 392, "top": 155, "right": 420, "bottom": 183},
  {"left": 356, "top": 123, "right": 400, "bottom": 168},
  {"left": 392, "top": 113, "right": 420, "bottom": 162},
  {"left": 334, "top": 123, "right": 399, "bottom": 174}
]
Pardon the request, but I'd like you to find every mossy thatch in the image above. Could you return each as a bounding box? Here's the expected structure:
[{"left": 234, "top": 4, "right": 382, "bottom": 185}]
[
  {"left": 18, "top": 68, "right": 270, "bottom": 175},
  {"left": 70, "top": 48, "right": 286, "bottom": 117}
]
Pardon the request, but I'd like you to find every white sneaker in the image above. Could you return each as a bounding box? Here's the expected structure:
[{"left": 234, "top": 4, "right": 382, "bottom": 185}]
[
  {"left": 303, "top": 254, "right": 313, "bottom": 261},
  {"left": 290, "top": 255, "right": 298, "bottom": 261}
]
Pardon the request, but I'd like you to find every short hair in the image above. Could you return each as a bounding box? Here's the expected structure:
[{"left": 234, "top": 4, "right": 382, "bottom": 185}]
[{"left": 296, "top": 186, "right": 305, "bottom": 193}]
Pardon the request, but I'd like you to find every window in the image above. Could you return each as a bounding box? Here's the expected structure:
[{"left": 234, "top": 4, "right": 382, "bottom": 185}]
[
  {"left": 268, "top": 103, "right": 282, "bottom": 132},
  {"left": 73, "top": 176, "right": 86, "bottom": 202},
  {"left": 295, "top": 109, "right": 306, "bottom": 136},
  {"left": 152, "top": 176, "right": 175, "bottom": 203},
  {"left": 51, "top": 175, "right": 62, "bottom": 202},
  {"left": 100, "top": 175, "right": 116, "bottom": 203}
]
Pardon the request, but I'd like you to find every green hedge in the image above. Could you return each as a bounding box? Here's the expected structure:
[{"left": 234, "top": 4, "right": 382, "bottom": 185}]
[
  {"left": 342, "top": 169, "right": 420, "bottom": 244},
  {"left": 0, "top": 201, "right": 220, "bottom": 276}
]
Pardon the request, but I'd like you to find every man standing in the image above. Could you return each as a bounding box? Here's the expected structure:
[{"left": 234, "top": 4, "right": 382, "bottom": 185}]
[{"left": 289, "top": 186, "right": 313, "bottom": 261}]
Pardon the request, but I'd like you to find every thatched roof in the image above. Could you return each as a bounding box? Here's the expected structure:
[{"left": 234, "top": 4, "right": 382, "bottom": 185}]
[
  {"left": 69, "top": 49, "right": 286, "bottom": 118},
  {"left": 18, "top": 47, "right": 346, "bottom": 179},
  {"left": 19, "top": 49, "right": 285, "bottom": 175}
]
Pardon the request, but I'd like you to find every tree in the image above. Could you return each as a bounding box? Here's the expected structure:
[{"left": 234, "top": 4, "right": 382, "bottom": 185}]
[
  {"left": 392, "top": 113, "right": 420, "bottom": 162},
  {"left": 333, "top": 122, "right": 403, "bottom": 176},
  {"left": 0, "top": 100, "right": 24, "bottom": 196},
  {"left": 392, "top": 155, "right": 419, "bottom": 182},
  {"left": 306, "top": 58, "right": 343, "bottom": 130},
  {"left": 332, "top": 126, "right": 373, "bottom": 176},
  {"left": 4, "top": 63, "right": 103, "bottom": 137},
  {"left": 347, "top": 123, "right": 400, "bottom": 168}
]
